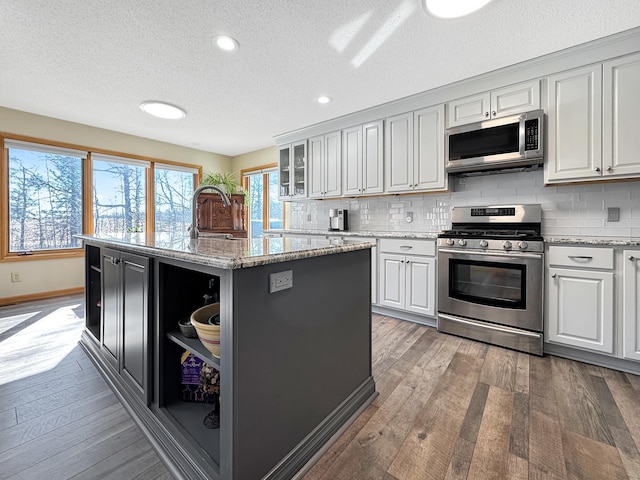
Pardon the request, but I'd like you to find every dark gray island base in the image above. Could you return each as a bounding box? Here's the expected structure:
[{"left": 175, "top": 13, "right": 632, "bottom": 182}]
[{"left": 78, "top": 233, "right": 376, "bottom": 480}]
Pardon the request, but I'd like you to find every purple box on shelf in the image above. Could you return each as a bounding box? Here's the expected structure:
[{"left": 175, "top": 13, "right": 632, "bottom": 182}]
[{"left": 180, "top": 351, "right": 219, "bottom": 404}]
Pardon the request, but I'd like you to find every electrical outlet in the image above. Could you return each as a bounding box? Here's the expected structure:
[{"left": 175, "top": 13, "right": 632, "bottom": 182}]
[
  {"left": 607, "top": 207, "right": 620, "bottom": 222},
  {"left": 10, "top": 272, "right": 21, "bottom": 282},
  {"left": 269, "top": 270, "right": 293, "bottom": 293},
  {"left": 406, "top": 212, "right": 413, "bottom": 223}
]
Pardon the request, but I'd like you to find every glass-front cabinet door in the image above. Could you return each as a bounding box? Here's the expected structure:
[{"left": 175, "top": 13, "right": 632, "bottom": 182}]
[{"left": 278, "top": 141, "right": 307, "bottom": 200}]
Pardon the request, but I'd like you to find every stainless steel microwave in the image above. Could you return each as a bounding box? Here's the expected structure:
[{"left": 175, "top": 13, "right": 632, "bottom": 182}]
[{"left": 445, "top": 109, "right": 544, "bottom": 174}]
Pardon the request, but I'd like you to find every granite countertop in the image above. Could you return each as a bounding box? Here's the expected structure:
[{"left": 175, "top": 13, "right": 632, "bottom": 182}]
[
  {"left": 545, "top": 237, "right": 640, "bottom": 247},
  {"left": 265, "top": 229, "right": 439, "bottom": 240},
  {"left": 77, "top": 233, "right": 375, "bottom": 269}
]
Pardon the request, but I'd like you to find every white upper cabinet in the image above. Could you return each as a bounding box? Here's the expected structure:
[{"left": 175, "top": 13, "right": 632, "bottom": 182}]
[
  {"left": 414, "top": 105, "right": 446, "bottom": 191},
  {"left": 602, "top": 52, "right": 640, "bottom": 177},
  {"left": 342, "top": 121, "right": 384, "bottom": 196},
  {"left": 447, "top": 80, "right": 540, "bottom": 127},
  {"left": 384, "top": 112, "right": 413, "bottom": 193},
  {"left": 385, "top": 105, "right": 446, "bottom": 194},
  {"left": 309, "top": 131, "right": 342, "bottom": 198},
  {"left": 545, "top": 64, "right": 603, "bottom": 182},
  {"left": 278, "top": 141, "right": 307, "bottom": 201},
  {"left": 546, "top": 52, "right": 640, "bottom": 183}
]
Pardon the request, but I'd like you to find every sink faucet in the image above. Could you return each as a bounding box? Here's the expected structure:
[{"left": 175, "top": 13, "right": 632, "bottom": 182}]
[{"left": 190, "top": 185, "right": 231, "bottom": 239}]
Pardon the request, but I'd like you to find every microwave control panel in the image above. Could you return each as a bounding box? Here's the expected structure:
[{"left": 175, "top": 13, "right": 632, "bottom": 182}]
[{"left": 525, "top": 119, "right": 539, "bottom": 151}]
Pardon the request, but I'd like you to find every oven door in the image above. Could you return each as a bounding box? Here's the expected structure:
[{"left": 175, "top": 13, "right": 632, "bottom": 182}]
[{"left": 437, "top": 248, "right": 543, "bottom": 331}]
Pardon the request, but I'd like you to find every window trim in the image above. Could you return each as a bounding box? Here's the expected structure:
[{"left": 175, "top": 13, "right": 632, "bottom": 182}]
[
  {"left": 241, "top": 163, "right": 282, "bottom": 235},
  {"left": 1, "top": 132, "right": 202, "bottom": 262}
]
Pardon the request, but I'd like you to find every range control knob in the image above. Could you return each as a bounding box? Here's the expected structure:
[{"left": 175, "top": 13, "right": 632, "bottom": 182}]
[
  {"left": 479, "top": 240, "right": 489, "bottom": 248},
  {"left": 518, "top": 241, "right": 529, "bottom": 250},
  {"left": 503, "top": 240, "right": 513, "bottom": 250},
  {"left": 446, "top": 238, "right": 455, "bottom": 246},
  {"left": 458, "top": 239, "right": 467, "bottom": 247}
]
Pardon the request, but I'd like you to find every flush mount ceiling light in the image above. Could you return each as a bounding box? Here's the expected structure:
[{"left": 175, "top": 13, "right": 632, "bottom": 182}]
[
  {"left": 140, "top": 101, "right": 186, "bottom": 120},
  {"left": 316, "top": 96, "right": 333, "bottom": 104},
  {"left": 213, "top": 34, "right": 239, "bottom": 51},
  {"left": 423, "top": 0, "right": 493, "bottom": 18}
]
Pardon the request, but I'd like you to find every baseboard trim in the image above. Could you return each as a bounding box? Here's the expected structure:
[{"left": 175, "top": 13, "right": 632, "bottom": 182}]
[
  {"left": 372, "top": 305, "right": 437, "bottom": 328},
  {"left": 0, "top": 287, "right": 84, "bottom": 307}
]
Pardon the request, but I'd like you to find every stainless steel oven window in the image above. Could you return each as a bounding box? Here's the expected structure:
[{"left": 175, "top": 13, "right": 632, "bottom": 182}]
[{"left": 449, "top": 259, "right": 526, "bottom": 309}]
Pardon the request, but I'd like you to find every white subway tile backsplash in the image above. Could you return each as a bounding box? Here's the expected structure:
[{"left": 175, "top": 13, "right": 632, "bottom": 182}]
[{"left": 286, "top": 170, "right": 640, "bottom": 238}]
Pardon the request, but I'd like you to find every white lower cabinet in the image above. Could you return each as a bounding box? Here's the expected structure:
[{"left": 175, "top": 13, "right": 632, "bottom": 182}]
[
  {"left": 378, "top": 239, "right": 436, "bottom": 316},
  {"left": 623, "top": 250, "right": 640, "bottom": 361},
  {"left": 546, "top": 246, "right": 614, "bottom": 354}
]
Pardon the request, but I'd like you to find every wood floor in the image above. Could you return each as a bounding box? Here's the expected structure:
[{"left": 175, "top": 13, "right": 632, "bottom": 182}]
[{"left": 2, "top": 297, "right": 640, "bottom": 479}]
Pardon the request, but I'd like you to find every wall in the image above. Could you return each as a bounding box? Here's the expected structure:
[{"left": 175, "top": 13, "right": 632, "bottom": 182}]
[
  {"left": 0, "top": 107, "right": 232, "bottom": 302},
  {"left": 232, "top": 146, "right": 278, "bottom": 177},
  {"left": 289, "top": 169, "right": 640, "bottom": 238}
]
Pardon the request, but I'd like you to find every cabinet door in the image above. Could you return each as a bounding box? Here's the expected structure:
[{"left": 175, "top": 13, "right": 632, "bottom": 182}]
[
  {"left": 490, "top": 80, "right": 540, "bottom": 118},
  {"left": 308, "top": 135, "right": 324, "bottom": 198},
  {"left": 121, "top": 252, "right": 150, "bottom": 405},
  {"left": 414, "top": 105, "right": 446, "bottom": 192},
  {"left": 362, "top": 120, "right": 384, "bottom": 194},
  {"left": 379, "top": 253, "right": 405, "bottom": 310},
  {"left": 405, "top": 256, "right": 436, "bottom": 316},
  {"left": 384, "top": 113, "right": 414, "bottom": 193},
  {"left": 324, "top": 130, "right": 342, "bottom": 197},
  {"left": 278, "top": 144, "right": 291, "bottom": 200},
  {"left": 603, "top": 53, "right": 640, "bottom": 178},
  {"left": 545, "top": 65, "right": 603, "bottom": 182},
  {"left": 101, "top": 249, "right": 120, "bottom": 368},
  {"left": 342, "top": 125, "right": 362, "bottom": 196},
  {"left": 623, "top": 251, "right": 640, "bottom": 361},
  {"left": 291, "top": 140, "right": 307, "bottom": 198},
  {"left": 447, "top": 92, "right": 490, "bottom": 127},
  {"left": 547, "top": 267, "right": 614, "bottom": 353}
]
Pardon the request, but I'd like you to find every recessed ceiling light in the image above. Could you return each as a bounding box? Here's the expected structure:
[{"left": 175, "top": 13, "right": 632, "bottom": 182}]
[
  {"left": 140, "top": 101, "right": 186, "bottom": 120},
  {"left": 213, "top": 35, "right": 239, "bottom": 51},
  {"left": 317, "top": 96, "right": 333, "bottom": 104},
  {"left": 423, "top": 0, "right": 493, "bottom": 19}
]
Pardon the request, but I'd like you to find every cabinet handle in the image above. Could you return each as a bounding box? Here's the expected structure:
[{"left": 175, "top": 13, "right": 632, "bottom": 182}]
[
  {"left": 400, "top": 245, "right": 413, "bottom": 250},
  {"left": 630, "top": 256, "right": 637, "bottom": 261},
  {"left": 551, "top": 273, "right": 557, "bottom": 278},
  {"left": 568, "top": 255, "right": 593, "bottom": 260},
  {"left": 606, "top": 166, "right": 613, "bottom": 172},
  {"left": 492, "top": 110, "right": 497, "bottom": 117},
  {"left": 594, "top": 167, "right": 601, "bottom": 173},
  {"left": 484, "top": 112, "right": 489, "bottom": 118}
]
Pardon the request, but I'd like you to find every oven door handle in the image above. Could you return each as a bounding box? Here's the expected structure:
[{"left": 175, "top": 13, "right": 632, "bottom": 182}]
[
  {"left": 437, "top": 248, "right": 543, "bottom": 260},
  {"left": 438, "top": 313, "right": 542, "bottom": 338}
]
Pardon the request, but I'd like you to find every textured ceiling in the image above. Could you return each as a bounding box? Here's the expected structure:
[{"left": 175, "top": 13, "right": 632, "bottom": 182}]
[{"left": 1, "top": 0, "right": 640, "bottom": 156}]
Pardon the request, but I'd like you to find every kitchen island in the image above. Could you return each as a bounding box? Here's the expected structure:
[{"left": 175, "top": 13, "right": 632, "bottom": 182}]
[{"left": 78, "top": 233, "right": 376, "bottom": 480}]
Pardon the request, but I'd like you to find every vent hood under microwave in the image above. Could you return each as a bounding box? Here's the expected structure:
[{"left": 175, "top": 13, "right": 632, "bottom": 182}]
[{"left": 445, "top": 110, "right": 544, "bottom": 174}]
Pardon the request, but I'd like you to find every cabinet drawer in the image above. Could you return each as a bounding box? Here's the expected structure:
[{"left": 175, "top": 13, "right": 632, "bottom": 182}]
[
  {"left": 548, "top": 246, "right": 613, "bottom": 269},
  {"left": 379, "top": 238, "right": 435, "bottom": 256}
]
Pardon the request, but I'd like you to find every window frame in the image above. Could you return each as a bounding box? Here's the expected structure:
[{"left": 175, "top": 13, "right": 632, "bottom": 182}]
[
  {"left": 241, "top": 163, "right": 282, "bottom": 237},
  {"left": 1, "top": 133, "right": 202, "bottom": 262}
]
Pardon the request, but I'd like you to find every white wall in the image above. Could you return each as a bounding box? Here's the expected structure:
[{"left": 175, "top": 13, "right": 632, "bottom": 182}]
[
  {"left": 232, "top": 146, "right": 278, "bottom": 178},
  {"left": 289, "top": 169, "right": 640, "bottom": 238},
  {"left": 0, "top": 107, "right": 232, "bottom": 302}
]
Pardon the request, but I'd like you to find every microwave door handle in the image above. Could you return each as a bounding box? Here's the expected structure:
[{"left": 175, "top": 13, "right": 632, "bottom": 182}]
[{"left": 519, "top": 118, "right": 526, "bottom": 156}]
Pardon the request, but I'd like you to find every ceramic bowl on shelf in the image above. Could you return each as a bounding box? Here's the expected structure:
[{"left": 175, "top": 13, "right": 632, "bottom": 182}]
[
  {"left": 178, "top": 317, "right": 197, "bottom": 338},
  {"left": 190, "top": 303, "right": 221, "bottom": 358}
]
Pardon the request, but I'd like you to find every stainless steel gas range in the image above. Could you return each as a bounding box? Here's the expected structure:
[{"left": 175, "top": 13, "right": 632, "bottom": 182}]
[{"left": 437, "top": 204, "right": 544, "bottom": 355}]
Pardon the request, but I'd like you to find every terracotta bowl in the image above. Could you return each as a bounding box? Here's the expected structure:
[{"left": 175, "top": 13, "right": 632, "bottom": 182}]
[{"left": 190, "top": 303, "right": 221, "bottom": 358}]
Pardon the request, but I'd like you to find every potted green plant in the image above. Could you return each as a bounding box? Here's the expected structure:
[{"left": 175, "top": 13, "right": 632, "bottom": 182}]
[{"left": 200, "top": 171, "right": 241, "bottom": 194}]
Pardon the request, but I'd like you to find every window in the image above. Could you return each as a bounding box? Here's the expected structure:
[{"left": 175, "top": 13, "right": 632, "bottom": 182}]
[
  {"left": 242, "top": 166, "right": 283, "bottom": 238},
  {"left": 154, "top": 164, "right": 197, "bottom": 234},
  {"left": 92, "top": 153, "right": 148, "bottom": 234},
  {"left": 2, "top": 134, "right": 202, "bottom": 261},
  {"left": 6, "top": 140, "right": 86, "bottom": 253}
]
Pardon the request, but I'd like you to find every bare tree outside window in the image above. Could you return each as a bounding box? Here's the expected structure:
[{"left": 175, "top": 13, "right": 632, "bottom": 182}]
[
  {"left": 8, "top": 148, "right": 83, "bottom": 252},
  {"left": 154, "top": 167, "right": 194, "bottom": 237},
  {"left": 93, "top": 160, "right": 146, "bottom": 234}
]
